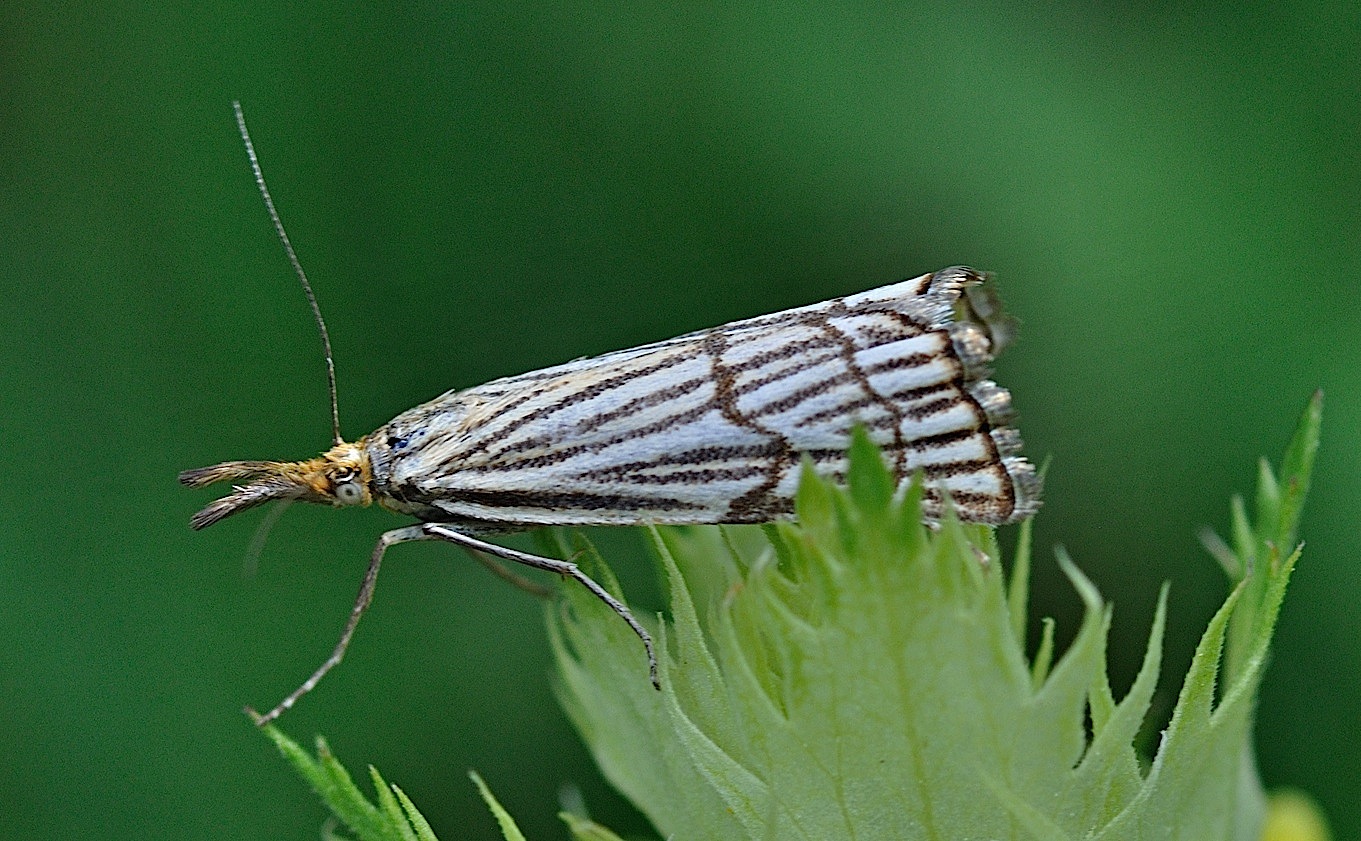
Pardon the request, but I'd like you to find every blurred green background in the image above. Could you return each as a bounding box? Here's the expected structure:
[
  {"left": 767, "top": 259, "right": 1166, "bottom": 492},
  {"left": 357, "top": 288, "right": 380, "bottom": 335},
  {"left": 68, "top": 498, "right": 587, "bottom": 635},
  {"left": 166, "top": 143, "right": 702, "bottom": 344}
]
[{"left": 2, "top": 2, "right": 1356, "bottom": 839}]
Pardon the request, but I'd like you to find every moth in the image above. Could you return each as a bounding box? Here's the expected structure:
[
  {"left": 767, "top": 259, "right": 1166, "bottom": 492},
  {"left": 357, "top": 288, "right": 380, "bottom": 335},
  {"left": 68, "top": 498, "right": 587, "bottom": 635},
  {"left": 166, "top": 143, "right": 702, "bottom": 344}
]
[{"left": 183, "top": 105, "right": 1040, "bottom": 725}]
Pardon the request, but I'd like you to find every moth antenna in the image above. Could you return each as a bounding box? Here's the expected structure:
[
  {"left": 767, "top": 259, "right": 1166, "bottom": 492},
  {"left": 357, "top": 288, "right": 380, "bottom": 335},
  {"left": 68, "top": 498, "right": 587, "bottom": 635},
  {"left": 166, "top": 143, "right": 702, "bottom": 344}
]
[{"left": 233, "top": 101, "right": 343, "bottom": 446}]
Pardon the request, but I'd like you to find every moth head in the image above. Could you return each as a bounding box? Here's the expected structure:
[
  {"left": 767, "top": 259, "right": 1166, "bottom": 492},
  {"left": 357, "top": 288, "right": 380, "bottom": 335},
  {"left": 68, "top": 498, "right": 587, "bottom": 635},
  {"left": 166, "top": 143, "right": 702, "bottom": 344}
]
[{"left": 179, "top": 440, "right": 373, "bottom": 529}]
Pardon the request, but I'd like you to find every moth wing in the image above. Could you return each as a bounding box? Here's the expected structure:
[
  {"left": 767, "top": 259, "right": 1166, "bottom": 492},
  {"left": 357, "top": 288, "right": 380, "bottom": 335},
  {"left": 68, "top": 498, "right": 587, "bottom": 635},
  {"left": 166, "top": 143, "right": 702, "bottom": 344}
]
[{"left": 370, "top": 268, "right": 1036, "bottom": 527}]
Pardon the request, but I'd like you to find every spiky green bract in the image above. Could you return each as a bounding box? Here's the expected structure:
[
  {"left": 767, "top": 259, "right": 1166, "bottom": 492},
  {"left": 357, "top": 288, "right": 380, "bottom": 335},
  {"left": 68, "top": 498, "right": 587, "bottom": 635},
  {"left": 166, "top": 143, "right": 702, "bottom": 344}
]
[
  {"left": 258, "top": 723, "right": 439, "bottom": 841},
  {"left": 549, "top": 422, "right": 1310, "bottom": 841},
  {"left": 470, "top": 771, "right": 526, "bottom": 841},
  {"left": 258, "top": 721, "right": 639, "bottom": 841},
  {"left": 1199, "top": 391, "right": 1323, "bottom": 840},
  {"left": 1219, "top": 390, "right": 1321, "bottom": 687}
]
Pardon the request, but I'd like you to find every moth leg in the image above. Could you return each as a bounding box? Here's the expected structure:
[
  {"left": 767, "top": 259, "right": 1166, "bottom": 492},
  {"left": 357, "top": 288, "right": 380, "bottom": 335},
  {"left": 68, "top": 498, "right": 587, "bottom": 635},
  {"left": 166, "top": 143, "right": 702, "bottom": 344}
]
[
  {"left": 422, "top": 524, "right": 660, "bottom": 690},
  {"left": 250, "top": 524, "right": 430, "bottom": 727},
  {"left": 464, "top": 549, "right": 553, "bottom": 598}
]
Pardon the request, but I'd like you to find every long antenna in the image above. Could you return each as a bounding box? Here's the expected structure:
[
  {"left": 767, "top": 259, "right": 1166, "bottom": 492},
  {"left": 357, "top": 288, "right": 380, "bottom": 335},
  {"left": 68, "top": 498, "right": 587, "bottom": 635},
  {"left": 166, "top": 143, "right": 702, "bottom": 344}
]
[{"left": 233, "top": 101, "right": 343, "bottom": 446}]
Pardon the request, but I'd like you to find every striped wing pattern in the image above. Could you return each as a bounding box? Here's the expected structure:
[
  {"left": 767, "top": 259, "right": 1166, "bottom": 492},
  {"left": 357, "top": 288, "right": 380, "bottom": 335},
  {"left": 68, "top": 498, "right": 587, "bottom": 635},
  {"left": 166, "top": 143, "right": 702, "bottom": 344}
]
[{"left": 367, "top": 267, "right": 1038, "bottom": 527}]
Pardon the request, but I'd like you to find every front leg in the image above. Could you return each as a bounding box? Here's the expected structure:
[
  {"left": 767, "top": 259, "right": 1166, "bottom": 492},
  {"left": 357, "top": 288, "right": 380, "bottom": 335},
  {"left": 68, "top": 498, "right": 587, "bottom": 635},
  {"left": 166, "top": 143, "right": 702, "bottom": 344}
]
[
  {"left": 420, "top": 524, "right": 659, "bottom": 691},
  {"left": 250, "top": 522, "right": 660, "bottom": 727}
]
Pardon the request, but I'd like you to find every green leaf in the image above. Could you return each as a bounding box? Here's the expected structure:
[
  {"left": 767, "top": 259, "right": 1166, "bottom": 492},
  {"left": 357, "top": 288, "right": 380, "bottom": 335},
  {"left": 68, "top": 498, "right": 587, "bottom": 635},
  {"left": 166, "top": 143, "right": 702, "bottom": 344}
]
[
  {"left": 845, "top": 424, "right": 895, "bottom": 520},
  {"left": 1272, "top": 390, "right": 1322, "bottom": 550},
  {"left": 792, "top": 455, "right": 836, "bottom": 547},
  {"left": 547, "top": 399, "right": 1320, "bottom": 839},
  {"left": 370, "top": 766, "right": 419, "bottom": 841},
  {"left": 1007, "top": 516, "right": 1035, "bottom": 647},
  {"left": 391, "top": 785, "right": 439, "bottom": 841},
  {"left": 1221, "top": 393, "right": 1322, "bottom": 686},
  {"left": 469, "top": 771, "right": 527, "bottom": 841},
  {"left": 258, "top": 725, "right": 438, "bottom": 841}
]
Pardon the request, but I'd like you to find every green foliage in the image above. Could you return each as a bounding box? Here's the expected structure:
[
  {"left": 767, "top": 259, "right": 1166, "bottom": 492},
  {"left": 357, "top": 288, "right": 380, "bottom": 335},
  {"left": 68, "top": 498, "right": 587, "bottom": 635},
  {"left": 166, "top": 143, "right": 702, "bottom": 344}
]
[
  {"left": 261, "top": 720, "right": 630, "bottom": 840},
  {"left": 259, "top": 725, "right": 438, "bottom": 841},
  {"left": 547, "top": 411, "right": 1316, "bottom": 839},
  {"left": 1209, "top": 391, "right": 1322, "bottom": 687},
  {"left": 469, "top": 772, "right": 525, "bottom": 841}
]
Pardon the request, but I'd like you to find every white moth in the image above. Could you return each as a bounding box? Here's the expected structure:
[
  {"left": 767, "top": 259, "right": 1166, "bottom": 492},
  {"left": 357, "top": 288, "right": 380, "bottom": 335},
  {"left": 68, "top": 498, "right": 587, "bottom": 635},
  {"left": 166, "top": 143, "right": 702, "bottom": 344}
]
[{"left": 183, "top": 105, "right": 1040, "bottom": 725}]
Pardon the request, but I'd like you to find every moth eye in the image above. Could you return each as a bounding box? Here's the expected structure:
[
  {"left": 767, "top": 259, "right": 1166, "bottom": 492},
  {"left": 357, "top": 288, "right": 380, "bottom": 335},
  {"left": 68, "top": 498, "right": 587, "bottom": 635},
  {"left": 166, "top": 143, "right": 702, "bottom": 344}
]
[{"left": 334, "top": 480, "right": 365, "bottom": 506}]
